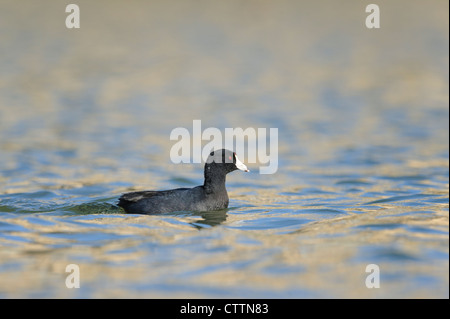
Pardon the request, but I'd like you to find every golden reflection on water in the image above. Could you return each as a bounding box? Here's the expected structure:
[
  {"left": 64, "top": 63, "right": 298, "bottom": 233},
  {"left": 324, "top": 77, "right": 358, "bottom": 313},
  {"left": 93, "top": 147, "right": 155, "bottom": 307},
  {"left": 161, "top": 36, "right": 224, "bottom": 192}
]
[
  {"left": 0, "top": 0, "right": 448, "bottom": 298},
  {"left": 0, "top": 204, "right": 447, "bottom": 298}
]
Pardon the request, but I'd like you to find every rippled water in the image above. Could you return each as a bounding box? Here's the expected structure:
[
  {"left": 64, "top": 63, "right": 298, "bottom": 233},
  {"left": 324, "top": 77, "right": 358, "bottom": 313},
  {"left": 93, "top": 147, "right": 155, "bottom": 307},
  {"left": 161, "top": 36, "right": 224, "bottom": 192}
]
[{"left": 0, "top": 0, "right": 448, "bottom": 298}]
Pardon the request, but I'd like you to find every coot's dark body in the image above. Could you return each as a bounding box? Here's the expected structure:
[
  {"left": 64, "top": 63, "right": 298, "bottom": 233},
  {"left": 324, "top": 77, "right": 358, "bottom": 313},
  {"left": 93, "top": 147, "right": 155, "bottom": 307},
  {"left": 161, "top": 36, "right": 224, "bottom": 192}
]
[{"left": 118, "top": 149, "right": 248, "bottom": 214}]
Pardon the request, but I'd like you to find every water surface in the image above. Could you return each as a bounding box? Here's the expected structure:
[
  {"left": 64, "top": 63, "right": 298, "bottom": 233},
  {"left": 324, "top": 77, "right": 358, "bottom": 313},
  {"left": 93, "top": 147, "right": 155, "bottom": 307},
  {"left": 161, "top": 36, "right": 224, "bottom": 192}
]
[{"left": 0, "top": 0, "right": 448, "bottom": 298}]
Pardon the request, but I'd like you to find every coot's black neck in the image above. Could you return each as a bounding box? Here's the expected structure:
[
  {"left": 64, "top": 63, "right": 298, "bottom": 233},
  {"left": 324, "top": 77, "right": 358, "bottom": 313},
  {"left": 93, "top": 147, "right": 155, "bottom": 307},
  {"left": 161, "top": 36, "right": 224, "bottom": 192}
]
[{"left": 204, "top": 164, "right": 227, "bottom": 194}]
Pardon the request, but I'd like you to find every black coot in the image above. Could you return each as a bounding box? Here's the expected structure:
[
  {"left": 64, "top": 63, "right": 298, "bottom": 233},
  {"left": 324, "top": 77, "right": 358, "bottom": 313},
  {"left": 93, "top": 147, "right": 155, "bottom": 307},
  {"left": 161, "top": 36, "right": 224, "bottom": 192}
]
[{"left": 118, "top": 149, "right": 249, "bottom": 214}]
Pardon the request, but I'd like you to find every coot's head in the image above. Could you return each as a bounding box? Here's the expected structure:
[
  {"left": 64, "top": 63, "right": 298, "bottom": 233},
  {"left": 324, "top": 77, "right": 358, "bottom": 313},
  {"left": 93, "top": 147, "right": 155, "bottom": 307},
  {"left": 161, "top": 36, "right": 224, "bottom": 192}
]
[{"left": 205, "top": 149, "right": 249, "bottom": 174}]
